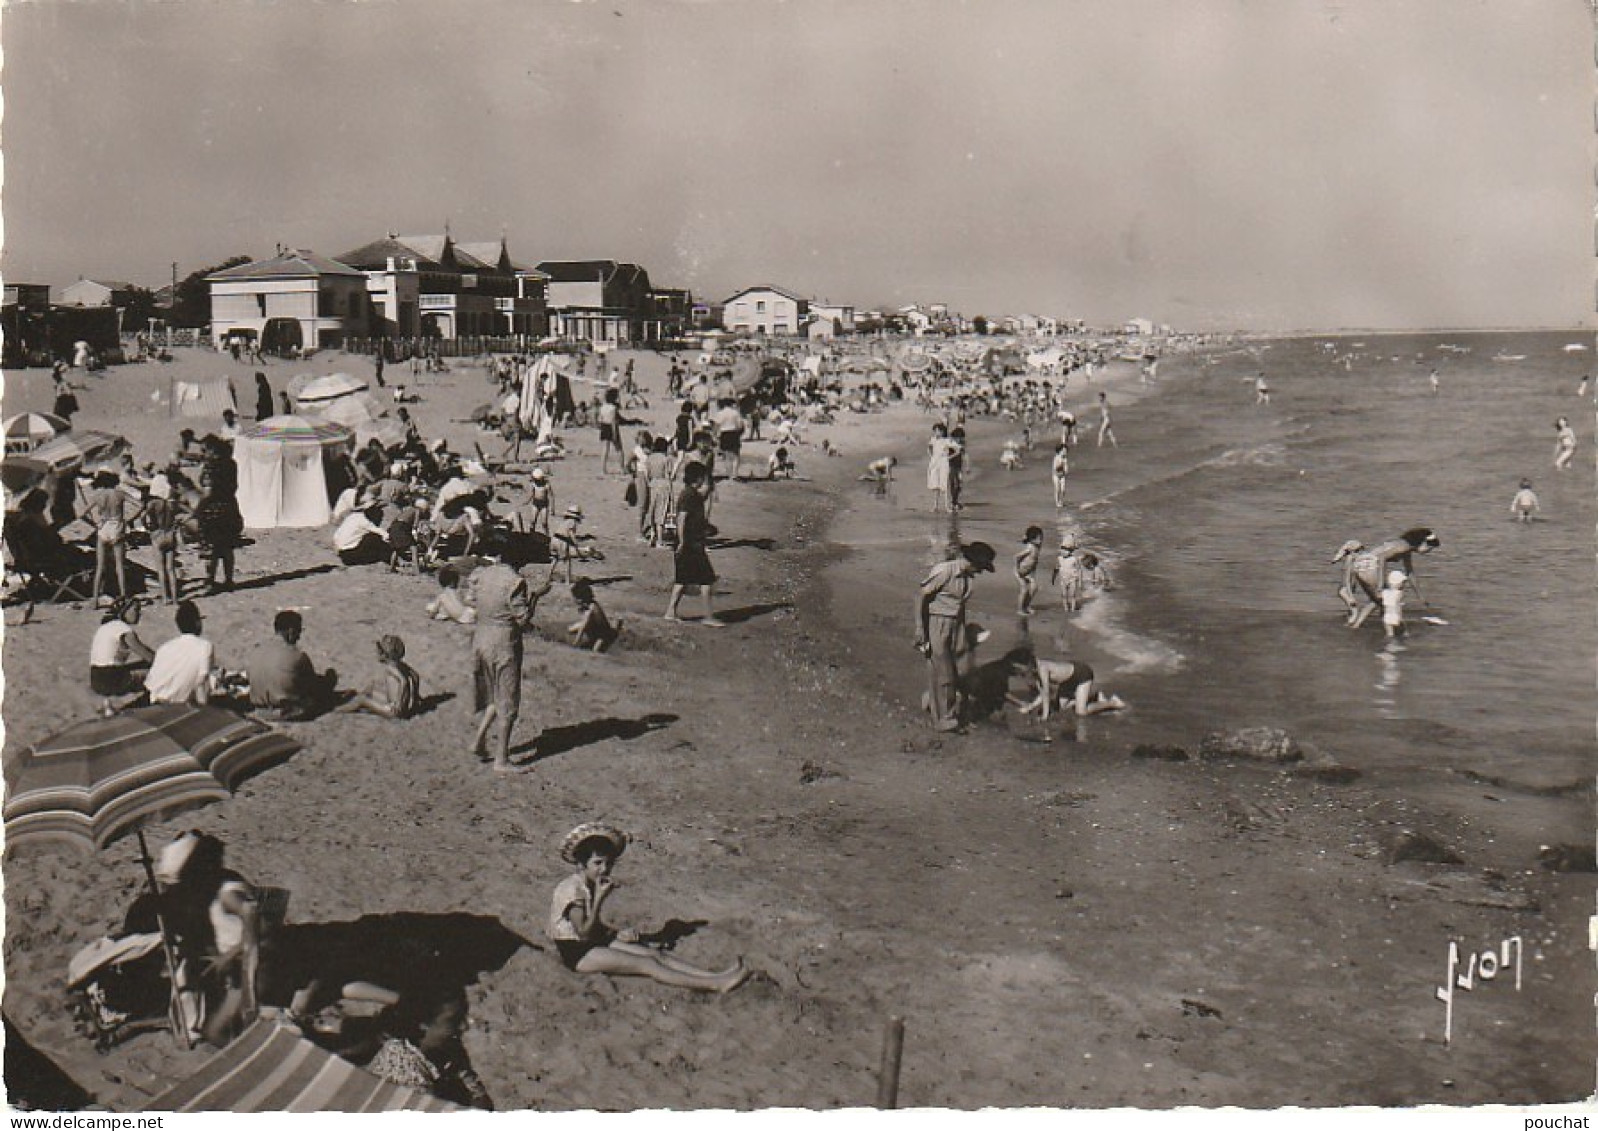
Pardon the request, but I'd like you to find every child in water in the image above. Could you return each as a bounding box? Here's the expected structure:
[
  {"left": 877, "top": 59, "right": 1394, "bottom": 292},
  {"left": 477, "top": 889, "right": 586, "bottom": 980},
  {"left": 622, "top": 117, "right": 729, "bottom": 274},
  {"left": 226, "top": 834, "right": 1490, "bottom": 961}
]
[
  {"left": 861, "top": 456, "right": 896, "bottom": 495},
  {"left": 568, "top": 579, "right": 622, "bottom": 652},
  {"left": 768, "top": 447, "right": 797, "bottom": 480},
  {"left": 1015, "top": 526, "right": 1043, "bottom": 616},
  {"left": 1380, "top": 570, "right": 1407, "bottom": 640},
  {"left": 1511, "top": 479, "right": 1540, "bottom": 523},
  {"left": 1053, "top": 538, "right": 1084, "bottom": 612},
  {"left": 547, "top": 823, "right": 750, "bottom": 993},
  {"left": 1079, "top": 552, "right": 1112, "bottom": 599}
]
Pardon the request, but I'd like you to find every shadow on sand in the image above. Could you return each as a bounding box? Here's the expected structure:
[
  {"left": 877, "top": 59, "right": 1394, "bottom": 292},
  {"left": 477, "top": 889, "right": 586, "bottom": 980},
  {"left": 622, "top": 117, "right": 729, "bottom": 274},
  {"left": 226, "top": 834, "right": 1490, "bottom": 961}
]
[{"left": 512, "top": 712, "right": 679, "bottom": 764}]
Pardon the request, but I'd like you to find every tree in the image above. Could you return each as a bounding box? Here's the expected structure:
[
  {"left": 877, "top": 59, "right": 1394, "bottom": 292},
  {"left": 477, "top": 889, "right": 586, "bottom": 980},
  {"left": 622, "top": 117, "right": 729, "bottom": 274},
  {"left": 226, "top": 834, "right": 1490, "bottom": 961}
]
[
  {"left": 121, "top": 286, "right": 158, "bottom": 332},
  {"left": 972, "top": 315, "right": 990, "bottom": 335},
  {"left": 171, "top": 255, "right": 252, "bottom": 328}
]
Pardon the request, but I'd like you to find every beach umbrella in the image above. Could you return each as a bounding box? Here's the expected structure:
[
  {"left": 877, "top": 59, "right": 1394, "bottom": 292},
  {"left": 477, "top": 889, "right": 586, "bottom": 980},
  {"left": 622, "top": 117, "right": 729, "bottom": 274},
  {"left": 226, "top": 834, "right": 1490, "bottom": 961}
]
[
  {"left": 293, "top": 372, "right": 368, "bottom": 405},
  {"left": 2, "top": 431, "right": 128, "bottom": 492},
  {"left": 4, "top": 705, "right": 303, "bottom": 1047},
  {"left": 145, "top": 1019, "right": 460, "bottom": 1112},
  {"left": 3, "top": 704, "right": 303, "bottom": 853},
  {"left": 307, "top": 391, "right": 388, "bottom": 430},
  {"left": 238, "top": 415, "right": 352, "bottom": 448},
  {"left": 3, "top": 412, "right": 71, "bottom": 455}
]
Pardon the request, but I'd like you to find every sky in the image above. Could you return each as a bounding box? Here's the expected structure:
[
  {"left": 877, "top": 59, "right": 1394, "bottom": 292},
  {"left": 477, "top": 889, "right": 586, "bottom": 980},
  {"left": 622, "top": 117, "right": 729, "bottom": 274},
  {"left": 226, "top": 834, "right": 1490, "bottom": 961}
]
[{"left": 1, "top": 0, "right": 1592, "bottom": 331}]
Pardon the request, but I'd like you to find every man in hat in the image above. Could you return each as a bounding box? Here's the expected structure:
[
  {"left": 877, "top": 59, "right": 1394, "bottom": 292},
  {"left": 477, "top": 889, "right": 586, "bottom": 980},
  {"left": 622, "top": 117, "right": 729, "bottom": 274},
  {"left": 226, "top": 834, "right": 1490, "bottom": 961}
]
[{"left": 913, "top": 541, "right": 995, "bottom": 732}]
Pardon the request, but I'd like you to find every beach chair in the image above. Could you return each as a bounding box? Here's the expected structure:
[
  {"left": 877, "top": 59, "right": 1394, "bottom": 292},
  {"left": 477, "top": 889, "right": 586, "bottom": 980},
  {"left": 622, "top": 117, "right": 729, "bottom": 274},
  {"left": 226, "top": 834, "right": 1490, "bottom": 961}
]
[{"left": 4, "top": 534, "right": 93, "bottom": 621}]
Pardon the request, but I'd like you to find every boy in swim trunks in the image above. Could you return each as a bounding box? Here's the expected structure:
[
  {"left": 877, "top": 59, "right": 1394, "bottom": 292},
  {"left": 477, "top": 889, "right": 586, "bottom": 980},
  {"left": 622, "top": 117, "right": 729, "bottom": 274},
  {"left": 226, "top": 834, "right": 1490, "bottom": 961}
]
[
  {"left": 1010, "top": 655, "right": 1126, "bottom": 720},
  {"left": 1511, "top": 479, "right": 1540, "bottom": 522}
]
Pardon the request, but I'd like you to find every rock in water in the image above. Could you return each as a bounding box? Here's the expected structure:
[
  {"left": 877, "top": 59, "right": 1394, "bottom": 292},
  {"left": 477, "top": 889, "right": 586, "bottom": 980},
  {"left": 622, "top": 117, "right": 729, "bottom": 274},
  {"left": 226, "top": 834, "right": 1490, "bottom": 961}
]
[
  {"left": 1537, "top": 843, "right": 1597, "bottom": 873},
  {"left": 1384, "top": 829, "right": 1465, "bottom": 866},
  {"left": 1198, "top": 727, "right": 1303, "bottom": 765}
]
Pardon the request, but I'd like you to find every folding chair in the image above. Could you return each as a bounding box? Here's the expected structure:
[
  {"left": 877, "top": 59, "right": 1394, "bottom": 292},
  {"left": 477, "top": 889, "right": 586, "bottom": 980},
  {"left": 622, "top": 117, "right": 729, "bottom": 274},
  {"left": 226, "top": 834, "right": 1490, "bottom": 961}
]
[{"left": 4, "top": 536, "right": 93, "bottom": 621}]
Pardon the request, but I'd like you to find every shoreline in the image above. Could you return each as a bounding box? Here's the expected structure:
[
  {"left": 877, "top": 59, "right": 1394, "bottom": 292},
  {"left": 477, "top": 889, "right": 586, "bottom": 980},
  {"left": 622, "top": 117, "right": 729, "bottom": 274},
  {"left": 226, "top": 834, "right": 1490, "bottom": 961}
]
[{"left": 2, "top": 345, "right": 1591, "bottom": 1110}]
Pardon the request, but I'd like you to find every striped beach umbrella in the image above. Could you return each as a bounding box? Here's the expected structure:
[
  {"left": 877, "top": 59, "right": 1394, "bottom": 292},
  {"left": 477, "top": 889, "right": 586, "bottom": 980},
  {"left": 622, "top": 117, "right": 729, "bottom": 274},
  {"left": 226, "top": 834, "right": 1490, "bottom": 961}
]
[
  {"left": 146, "top": 1019, "right": 460, "bottom": 1112},
  {"left": 3, "top": 412, "right": 70, "bottom": 454},
  {"left": 3, "top": 704, "right": 302, "bottom": 852},
  {"left": 237, "top": 415, "right": 351, "bottom": 449}
]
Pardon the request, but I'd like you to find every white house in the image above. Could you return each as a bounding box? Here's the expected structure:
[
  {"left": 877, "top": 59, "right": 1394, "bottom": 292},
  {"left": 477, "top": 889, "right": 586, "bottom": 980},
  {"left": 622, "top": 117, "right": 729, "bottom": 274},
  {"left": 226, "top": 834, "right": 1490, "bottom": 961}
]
[
  {"left": 61, "top": 278, "right": 135, "bottom": 308},
  {"left": 1123, "top": 317, "right": 1156, "bottom": 336},
  {"left": 723, "top": 285, "right": 809, "bottom": 336},
  {"left": 208, "top": 250, "right": 371, "bottom": 354},
  {"left": 809, "top": 302, "right": 855, "bottom": 335}
]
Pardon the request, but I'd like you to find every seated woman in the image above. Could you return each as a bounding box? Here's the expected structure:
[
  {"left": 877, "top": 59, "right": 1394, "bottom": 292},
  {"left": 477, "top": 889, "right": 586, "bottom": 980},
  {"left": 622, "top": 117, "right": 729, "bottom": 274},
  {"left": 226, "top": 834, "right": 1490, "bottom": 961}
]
[
  {"left": 365, "top": 984, "right": 493, "bottom": 1110},
  {"left": 89, "top": 598, "right": 156, "bottom": 710},
  {"left": 335, "top": 635, "right": 421, "bottom": 719},
  {"left": 425, "top": 565, "right": 477, "bottom": 624}
]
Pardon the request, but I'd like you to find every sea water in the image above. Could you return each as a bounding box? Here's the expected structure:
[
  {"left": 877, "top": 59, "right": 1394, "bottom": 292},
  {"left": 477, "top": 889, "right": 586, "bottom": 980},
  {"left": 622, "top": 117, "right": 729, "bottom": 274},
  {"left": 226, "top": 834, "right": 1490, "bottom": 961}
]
[{"left": 823, "top": 331, "right": 1594, "bottom": 859}]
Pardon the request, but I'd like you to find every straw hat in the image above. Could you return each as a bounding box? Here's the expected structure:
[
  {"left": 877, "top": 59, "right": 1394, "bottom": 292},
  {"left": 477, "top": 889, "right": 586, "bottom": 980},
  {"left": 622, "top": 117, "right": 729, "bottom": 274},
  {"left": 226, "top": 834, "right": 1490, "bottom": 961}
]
[
  {"left": 563, "top": 504, "right": 584, "bottom": 520},
  {"left": 559, "top": 822, "right": 629, "bottom": 864},
  {"left": 530, "top": 467, "right": 548, "bottom": 481}
]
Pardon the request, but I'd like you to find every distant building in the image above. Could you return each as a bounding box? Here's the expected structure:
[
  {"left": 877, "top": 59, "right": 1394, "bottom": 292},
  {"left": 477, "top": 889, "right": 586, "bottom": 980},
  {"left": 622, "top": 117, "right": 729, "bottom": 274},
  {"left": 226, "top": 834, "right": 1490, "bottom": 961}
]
[
  {"left": 60, "top": 278, "right": 135, "bottom": 309},
  {"left": 537, "top": 260, "right": 660, "bottom": 344},
  {"left": 650, "top": 287, "right": 694, "bottom": 338},
  {"left": 1123, "top": 317, "right": 1156, "bottom": 336},
  {"left": 4, "top": 283, "right": 50, "bottom": 312},
  {"left": 208, "top": 249, "right": 372, "bottom": 353},
  {"left": 809, "top": 302, "right": 856, "bottom": 335},
  {"left": 723, "top": 285, "right": 809, "bottom": 336},
  {"left": 337, "top": 233, "right": 542, "bottom": 340}
]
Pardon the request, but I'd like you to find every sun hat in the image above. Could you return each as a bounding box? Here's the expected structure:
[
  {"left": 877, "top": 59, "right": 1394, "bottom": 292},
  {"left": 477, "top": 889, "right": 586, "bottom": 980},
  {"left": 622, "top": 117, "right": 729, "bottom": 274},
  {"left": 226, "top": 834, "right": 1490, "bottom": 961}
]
[
  {"left": 530, "top": 467, "right": 548, "bottom": 481},
  {"left": 961, "top": 541, "right": 997, "bottom": 572},
  {"left": 563, "top": 504, "right": 584, "bottom": 520},
  {"left": 560, "top": 822, "right": 629, "bottom": 864}
]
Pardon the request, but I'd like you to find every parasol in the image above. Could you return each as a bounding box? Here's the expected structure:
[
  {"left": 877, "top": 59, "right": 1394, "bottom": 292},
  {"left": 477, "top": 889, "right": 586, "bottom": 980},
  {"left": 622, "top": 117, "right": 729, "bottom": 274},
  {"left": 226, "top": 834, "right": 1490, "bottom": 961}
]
[
  {"left": 4, "top": 705, "right": 303, "bottom": 1047},
  {"left": 292, "top": 373, "right": 369, "bottom": 405},
  {"left": 238, "top": 415, "right": 352, "bottom": 448},
  {"left": 306, "top": 391, "right": 388, "bottom": 431},
  {"left": 3, "top": 412, "right": 71, "bottom": 455},
  {"left": 2, "top": 430, "right": 128, "bottom": 492},
  {"left": 145, "top": 1019, "right": 460, "bottom": 1112}
]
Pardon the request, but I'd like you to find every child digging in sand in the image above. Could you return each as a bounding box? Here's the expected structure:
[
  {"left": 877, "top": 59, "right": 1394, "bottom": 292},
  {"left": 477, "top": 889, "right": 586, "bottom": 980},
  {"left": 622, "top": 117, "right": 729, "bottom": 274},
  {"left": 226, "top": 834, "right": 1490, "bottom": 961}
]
[
  {"left": 547, "top": 823, "right": 750, "bottom": 993},
  {"left": 336, "top": 635, "right": 421, "bottom": 719},
  {"left": 567, "top": 579, "right": 621, "bottom": 652},
  {"left": 1510, "top": 478, "right": 1540, "bottom": 523}
]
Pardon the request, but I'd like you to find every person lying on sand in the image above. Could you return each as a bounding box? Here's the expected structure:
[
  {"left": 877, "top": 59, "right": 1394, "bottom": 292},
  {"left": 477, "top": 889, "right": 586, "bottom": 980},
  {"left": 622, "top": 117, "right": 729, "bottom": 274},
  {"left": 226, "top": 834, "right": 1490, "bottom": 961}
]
[
  {"left": 1009, "top": 655, "right": 1126, "bottom": 720},
  {"left": 547, "top": 823, "right": 750, "bottom": 993},
  {"left": 335, "top": 635, "right": 420, "bottom": 719},
  {"left": 567, "top": 580, "right": 621, "bottom": 653}
]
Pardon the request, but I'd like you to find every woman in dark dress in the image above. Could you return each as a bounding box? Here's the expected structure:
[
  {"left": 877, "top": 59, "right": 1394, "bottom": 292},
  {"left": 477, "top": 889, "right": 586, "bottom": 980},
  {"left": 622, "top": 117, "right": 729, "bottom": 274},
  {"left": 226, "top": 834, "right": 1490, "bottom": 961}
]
[
  {"left": 662, "top": 462, "right": 723, "bottom": 626},
  {"left": 254, "top": 373, "right": 274, "bottom": 421}
]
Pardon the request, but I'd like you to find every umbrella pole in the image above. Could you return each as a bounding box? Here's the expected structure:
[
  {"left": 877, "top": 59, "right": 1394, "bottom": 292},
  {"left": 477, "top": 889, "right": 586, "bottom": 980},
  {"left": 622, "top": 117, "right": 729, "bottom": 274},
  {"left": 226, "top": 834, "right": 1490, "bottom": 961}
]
[{"left": 136, "top": 828, "right": 194, "bottom": 1050}]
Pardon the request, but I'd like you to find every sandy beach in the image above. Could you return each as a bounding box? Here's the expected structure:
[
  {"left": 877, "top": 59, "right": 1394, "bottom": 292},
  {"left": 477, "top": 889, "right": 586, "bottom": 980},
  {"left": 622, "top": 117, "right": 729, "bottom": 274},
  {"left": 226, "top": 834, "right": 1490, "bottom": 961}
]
[{"left": 2, "top": 343, "right": 1590, "bottom": 1111}]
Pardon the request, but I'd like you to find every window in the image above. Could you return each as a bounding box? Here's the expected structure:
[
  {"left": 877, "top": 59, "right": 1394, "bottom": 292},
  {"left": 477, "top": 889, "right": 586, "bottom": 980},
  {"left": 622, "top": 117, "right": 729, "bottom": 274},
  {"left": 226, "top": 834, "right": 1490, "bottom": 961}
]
[
  {"left": 256, "top": 294, "right": 267, "bottom": 316},
  {"left": 756, "top": 300, "right": 766, "bottom": 313}
]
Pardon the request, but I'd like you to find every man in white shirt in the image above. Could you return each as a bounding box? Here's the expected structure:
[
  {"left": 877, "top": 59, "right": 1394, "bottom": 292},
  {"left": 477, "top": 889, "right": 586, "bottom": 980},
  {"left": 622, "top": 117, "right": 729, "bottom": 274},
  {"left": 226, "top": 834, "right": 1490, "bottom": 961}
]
[
  {"left": 144, "top": 601, "right": 216, "bottom": 705},
  {"left": 333, "top": 504, "right": 389, "bottom": 565}
]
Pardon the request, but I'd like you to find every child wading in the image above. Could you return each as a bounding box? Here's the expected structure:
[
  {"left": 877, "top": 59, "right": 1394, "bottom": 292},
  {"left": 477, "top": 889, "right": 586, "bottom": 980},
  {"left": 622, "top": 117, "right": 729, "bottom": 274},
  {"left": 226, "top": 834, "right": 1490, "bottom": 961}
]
[
  {"left": 547, "top": 823, "right": 750, "bottom": 993},
  {"left": 1015, "top": 526, "right": 1042, "bottom": 616}
]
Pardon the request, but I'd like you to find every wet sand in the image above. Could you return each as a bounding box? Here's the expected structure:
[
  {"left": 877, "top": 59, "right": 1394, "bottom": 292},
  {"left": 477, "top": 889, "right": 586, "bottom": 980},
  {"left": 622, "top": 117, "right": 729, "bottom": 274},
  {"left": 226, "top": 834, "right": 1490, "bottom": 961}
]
[{"left": 1, "top": 346, "right": 1590, "bottom": 1110}]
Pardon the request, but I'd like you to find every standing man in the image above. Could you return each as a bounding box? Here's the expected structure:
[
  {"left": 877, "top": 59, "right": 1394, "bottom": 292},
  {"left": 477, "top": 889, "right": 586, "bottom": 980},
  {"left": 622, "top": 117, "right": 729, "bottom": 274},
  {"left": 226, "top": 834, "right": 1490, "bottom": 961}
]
[
  {"left": 713, "top": 397, "right": 746, "bottom": 480},
  {"left": 1096, "top": 391, "right": 1118, "bottom": 448},
  {"left": 914, "top": 541, "right": 995, "bottom": 733},
  {"left": 374, "top": 350, "right": 386, "bottom": 388},
  {"left": 468, "top": 556, "right": 544, "bottom": 773}
]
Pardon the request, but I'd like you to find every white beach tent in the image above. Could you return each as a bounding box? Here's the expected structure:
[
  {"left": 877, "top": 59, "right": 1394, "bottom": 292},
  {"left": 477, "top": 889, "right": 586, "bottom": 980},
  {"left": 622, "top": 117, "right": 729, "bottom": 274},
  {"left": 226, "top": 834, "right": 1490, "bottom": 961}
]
[{"left": 234, "top": 415, "right": 352, "bottom": 529}]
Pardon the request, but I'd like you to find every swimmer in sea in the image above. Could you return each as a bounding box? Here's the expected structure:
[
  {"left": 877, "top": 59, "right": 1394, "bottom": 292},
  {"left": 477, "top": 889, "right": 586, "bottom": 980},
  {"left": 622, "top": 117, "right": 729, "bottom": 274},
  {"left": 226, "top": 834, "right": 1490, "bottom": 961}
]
[
  {"left": 1255, "top": 374, "right": 1270, "bottom": 404},
  {"left": 1331, "top": 539, "right": 1366, "bottom": 621},
  {"left": 1554, "top": 417, "right": 1576, "bottom": 471},
  {"left": 1344, "top": 528, "right": 1440, "bottom": 629}
]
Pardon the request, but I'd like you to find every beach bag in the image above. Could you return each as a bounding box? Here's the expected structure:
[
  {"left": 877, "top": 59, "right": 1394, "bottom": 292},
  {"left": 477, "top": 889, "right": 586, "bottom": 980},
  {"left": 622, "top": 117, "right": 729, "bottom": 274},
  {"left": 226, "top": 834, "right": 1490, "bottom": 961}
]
[{"left": 624, "top": 480, "right": 638, "bottom": 508}]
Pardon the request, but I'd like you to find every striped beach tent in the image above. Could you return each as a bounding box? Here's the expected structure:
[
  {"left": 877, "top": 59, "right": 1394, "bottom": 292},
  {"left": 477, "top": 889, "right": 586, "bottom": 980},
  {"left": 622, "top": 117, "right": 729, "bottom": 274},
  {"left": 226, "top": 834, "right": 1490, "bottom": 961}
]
[{"left": 146, "top": 1020, "right": 460, "bottom": 1112}]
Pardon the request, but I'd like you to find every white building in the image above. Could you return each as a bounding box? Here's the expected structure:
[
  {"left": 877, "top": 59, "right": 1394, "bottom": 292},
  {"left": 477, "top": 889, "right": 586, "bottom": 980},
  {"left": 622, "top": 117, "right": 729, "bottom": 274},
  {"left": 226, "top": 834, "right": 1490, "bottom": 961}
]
[
  {"left": 809, "top": 302, "right": 856, "bottom": 335},
  {"left": 60, "top": 278, "right": 135, "bottom": 308},
  {"left": 723, "top": 285, "right": 809, "bottom": 336},
  {"left": 208, "top": 250, "right": 371, "bottom": 353}
]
